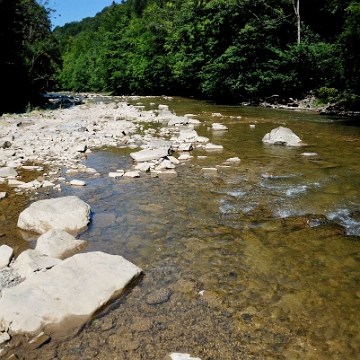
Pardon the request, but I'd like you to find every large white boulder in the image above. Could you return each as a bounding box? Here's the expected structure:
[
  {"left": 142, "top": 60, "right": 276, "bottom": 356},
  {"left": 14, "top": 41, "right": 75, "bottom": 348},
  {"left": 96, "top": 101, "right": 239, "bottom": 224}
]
[
  {"left": 35, "top": 229, "right": 88, "bottom": 260},
  {"left": 0, "top": 252, "right": 142, "bottom": 335},
  {"left": 262, "top": 126, "right": 305, "bottom": 147},
  {"left": 17, "top": 196, "right": 91, "bottom": 234}
]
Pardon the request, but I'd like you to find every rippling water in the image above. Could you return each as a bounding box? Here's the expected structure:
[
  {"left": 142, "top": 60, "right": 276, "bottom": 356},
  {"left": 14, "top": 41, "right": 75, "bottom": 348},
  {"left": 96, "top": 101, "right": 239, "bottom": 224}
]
[{"left": 2, "top": 97, "right": 360, "bottom": 359}]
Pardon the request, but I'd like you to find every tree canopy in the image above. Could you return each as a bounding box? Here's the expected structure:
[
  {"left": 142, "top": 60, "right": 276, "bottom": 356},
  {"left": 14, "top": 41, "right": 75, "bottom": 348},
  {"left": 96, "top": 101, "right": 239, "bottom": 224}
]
[
  {"left": 2, "top": 0, "right": 360, "bottom": 111},
  {"left": 0, "top": 0, "right": 60, "bottom": 113}
]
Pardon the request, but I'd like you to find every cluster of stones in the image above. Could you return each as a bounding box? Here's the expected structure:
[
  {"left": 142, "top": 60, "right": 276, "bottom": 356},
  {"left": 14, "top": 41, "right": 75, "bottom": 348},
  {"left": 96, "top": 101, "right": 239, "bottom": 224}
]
[
  {"left": 0, "top": 193, "right": 203, "bottom": 359},
  {"left": 0, "top": 99, "right": 230, "bottom": 192},
  {"left": 0, "top": 196, "right": 142, "bottom": 357}
]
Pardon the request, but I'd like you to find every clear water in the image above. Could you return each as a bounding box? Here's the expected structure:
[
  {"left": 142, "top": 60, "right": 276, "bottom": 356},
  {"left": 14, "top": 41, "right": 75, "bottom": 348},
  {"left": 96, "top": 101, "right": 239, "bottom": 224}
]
[{"left": 2, "top": 97, "right": 360, "bottom": 359}]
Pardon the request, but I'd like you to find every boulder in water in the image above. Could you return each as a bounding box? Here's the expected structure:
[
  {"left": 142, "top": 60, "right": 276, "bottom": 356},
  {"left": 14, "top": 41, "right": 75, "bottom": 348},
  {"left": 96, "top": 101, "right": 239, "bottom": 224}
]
[{"left": 262, "top": 126, "right": 305, "bottom": 147}]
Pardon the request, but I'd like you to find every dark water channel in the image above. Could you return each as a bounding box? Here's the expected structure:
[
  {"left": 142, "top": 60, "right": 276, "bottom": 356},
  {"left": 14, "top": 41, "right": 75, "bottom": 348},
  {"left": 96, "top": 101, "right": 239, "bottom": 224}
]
[{"left": 3, "top": 97, "right": 360, "bottom": 359}]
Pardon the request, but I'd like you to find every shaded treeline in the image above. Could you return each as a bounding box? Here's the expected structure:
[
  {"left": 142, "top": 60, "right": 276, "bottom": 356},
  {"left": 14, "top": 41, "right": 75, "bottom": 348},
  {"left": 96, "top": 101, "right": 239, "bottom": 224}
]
[{"left": 0, "top": 0, "right": 61, "bottom": 113}]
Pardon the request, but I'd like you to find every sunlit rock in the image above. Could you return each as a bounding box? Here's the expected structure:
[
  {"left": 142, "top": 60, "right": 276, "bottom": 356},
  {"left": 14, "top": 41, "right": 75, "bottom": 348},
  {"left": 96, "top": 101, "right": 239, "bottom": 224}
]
[
  {"left": 262, "top": 126, "right": 305, "bottom": 146},
  {"left": 164, "top": 353, "right": 202, "bottom": 360},
  {"left": 0, "top": 167, "right": 17, "bottom": 178},
  {"left": 70, "top": 179, "right": 86, "bottom": 186},
  {"left": 11, "top": 249, "right": 60, "bottom": 279},
  {"left": 17, "top": 196, "right": 91, "bottom": 234},
  {"left": 212, "top": 123, "right": 228, "bottom": 131},
  {"left": 0, "top": 252, "right": 142, "bottom": 335},
  {"left": 35, "top": 229, "right": 88, "bottom": 260},
  {"left": 130, "top": 149, "right": 170, "bottom": 162}
]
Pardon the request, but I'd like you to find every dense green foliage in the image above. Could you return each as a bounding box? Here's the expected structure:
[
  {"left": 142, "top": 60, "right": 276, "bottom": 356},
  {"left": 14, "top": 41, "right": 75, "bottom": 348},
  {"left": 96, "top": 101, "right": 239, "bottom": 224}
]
[
  {"left": 52, "top": 0, "right": 360, "bottom": 107},
  {"left": 0, "top": 0, "right": 60, "bottom": 112},
  {"left": 3, "top": 0, "right": 359, "bottom": 111}
]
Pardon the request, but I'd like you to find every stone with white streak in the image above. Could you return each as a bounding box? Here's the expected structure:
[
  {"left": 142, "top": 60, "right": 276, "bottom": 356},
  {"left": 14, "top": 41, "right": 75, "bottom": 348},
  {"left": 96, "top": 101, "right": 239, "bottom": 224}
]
[
  {"left": 8, "top": 179, "right": 26, "bottom": 187},
  {"left": 227, "top": 157, "right": 241, "bottom": 162},
  {"left": 205, "top": 143, "right": 223, "bottom": 150},
  {"left": 0, "top": 252, "right": 142, "bottom": 335},
  {"left": 35, "top": 229, "right": 88, "bottom": 260},
  {"left": 164, "top": 354, "right": 202, "bottom": 360},
  {"left": 178, "top": 154, "right": 193, "bottom": 160},
  {"left": 17, "top": 196, "right": 91, "bottom": 234}
]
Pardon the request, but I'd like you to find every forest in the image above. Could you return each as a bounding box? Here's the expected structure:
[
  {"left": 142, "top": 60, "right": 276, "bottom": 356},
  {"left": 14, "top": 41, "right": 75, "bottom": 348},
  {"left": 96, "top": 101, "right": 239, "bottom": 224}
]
[{"left": 1, "top": 0, "right": 360, "bottom": 113}]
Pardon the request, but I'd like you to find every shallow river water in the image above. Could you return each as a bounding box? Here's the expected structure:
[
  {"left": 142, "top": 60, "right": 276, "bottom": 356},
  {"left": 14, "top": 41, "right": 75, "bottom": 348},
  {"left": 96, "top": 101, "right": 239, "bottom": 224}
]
[{"left": 2, "top": 97, "right": 360, "bottom": 359}]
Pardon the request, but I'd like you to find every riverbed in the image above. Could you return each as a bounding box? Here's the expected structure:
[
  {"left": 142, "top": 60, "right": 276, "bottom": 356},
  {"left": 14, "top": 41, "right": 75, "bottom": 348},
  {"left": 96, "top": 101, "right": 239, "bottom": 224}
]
[{"left": 2, "top": 96, "right": 360, "bottom": 359}]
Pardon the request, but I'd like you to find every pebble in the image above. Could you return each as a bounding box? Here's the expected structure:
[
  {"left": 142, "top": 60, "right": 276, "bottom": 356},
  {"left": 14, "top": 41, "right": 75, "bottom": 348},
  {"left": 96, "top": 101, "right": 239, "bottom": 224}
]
[
  {"left": 27, "top": 332, "right": 50, "bottom": 350},
  {"left": 108, "top": 172, "right": 124, "bottom": 178},
  {"left": 70, "top": 179, "right": 86, "bottom": 186},
  {"left": 0, "top": 332, "right": 10, "bottom": 344},
  {"left": 123, "top": 171, "right": 140, "bottom": 178}
]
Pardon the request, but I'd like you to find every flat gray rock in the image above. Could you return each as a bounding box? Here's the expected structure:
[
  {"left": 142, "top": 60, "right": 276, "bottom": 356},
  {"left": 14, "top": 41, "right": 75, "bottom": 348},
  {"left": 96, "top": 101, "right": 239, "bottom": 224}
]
[
  {"left": 0, "top": 252, "right": 142, "bottom": 335},
  {"left": 130, "top": 149, "right": 169, "bottom": 162},
  {"left": 147, "top": 139, "right": 173, "bottom": 150},
  {"left": 146, "top": 288, "right": 172, "bottom": 305},
  {"left": 35, "top": 229, "right": 88, "bottom": 260},
  {"left": 17, "top": 196, "right": 91, "bottom": 234}
]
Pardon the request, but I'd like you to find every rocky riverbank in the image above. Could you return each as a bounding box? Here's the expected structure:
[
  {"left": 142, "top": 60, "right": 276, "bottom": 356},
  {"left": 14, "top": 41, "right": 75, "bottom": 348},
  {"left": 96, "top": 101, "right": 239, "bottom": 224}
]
[
  {"left": 0, "top": 95, "right": 242, "bottom": 360},
  {"left": 0, "top": 94, "right": 313, "bottom": 360}
]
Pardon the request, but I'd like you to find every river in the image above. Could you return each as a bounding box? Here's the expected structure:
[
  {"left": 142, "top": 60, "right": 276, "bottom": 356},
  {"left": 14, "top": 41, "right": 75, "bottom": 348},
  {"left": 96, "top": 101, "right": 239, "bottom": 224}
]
[{"left": 4, "top": 96, "right": 360, "bottom": 359}]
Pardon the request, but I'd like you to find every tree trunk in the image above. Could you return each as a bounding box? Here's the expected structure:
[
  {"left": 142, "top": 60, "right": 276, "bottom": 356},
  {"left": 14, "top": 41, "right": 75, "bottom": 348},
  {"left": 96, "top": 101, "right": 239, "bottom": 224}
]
[{"left": 293, "top": 0, "right": 300, "bottom": 44}]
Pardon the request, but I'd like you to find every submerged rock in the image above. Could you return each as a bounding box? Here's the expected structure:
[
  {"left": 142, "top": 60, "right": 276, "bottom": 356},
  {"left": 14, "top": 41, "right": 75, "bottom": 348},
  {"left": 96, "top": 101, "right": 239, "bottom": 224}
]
[{"left": 146, "top": 288, "right": 172, "bottom": 305}]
